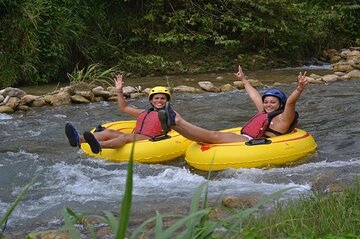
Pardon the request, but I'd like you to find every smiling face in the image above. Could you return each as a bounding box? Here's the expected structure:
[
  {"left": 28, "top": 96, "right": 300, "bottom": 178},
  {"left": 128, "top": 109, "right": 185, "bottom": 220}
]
[
  {"left": 149, "top": 93, "right": 168, "bottom": 109},
  {"left": 263, "top": 96, "right": 281, "bottom": 113}
]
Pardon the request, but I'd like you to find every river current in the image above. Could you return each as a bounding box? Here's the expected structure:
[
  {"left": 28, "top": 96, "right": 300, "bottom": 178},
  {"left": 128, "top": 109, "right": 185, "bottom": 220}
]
[{"left": 1, "top": 66, "right": 360, "bottom": 234}]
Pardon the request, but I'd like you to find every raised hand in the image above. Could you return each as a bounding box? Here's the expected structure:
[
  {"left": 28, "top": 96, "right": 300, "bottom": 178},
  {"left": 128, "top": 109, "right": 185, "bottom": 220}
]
[
  {"left": 114, "top": 74, "right": 124, "bottom": 92},
  {"left": 234, "top": 65, "right": 246, "bottom": 80},
  {"left": 298, "top": 71, "right": 308, "bottom": 88}
]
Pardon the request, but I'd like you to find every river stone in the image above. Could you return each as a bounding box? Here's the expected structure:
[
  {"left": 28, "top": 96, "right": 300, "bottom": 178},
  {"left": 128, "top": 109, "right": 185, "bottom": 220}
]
[
  {"left": 6, "top": 97, "right": 21, "bottom": 109},
  {"left": 220, "top": 84, "right": 236, "bottom": 92},
  {"left": 222, "top": 195, "right": 261, "bottom": 209},
  {"left": 330, "top": 62, "right": 354, "bottom": 72},
  {"left": 96, "top": 226, "right": 114, "bottom": 238},
  {"left": 0, "top": 87, "right": 26, "bottom": 98},
  {"left": 198, "top": 81, "right": 219, "bottom": 92},
  {"left": 50, "top": 91, "right": 72, "bottom": 106},
  {"left": 318, "top": 74, "right": 339, "bottom": 83},
  {"left": 341, "top": 69, "right": 360, "bottom": 80},
  {"left": 0, "top": 105, "right": 14, "bottom": 113},
  {"left": 216, "top": 76, "right": 224, "bottom": 80},
  {"left": 75, "top": 90, "right": 94, "bottom": 101},
  {"left": 27, "top": 229, "right": 72, "bottom": 239},
  {"left": 18, "top": 105, "right": 30, "bottom": 111},
  {"left": 21, "top": 94, "right": 39, "bottom": 105},
  {"left": 307, "top": 77, "right": 326, "bottom": 84},
  {"left": 233, "top": 81, "right": 244, "bottom": 89},
  {"left": 130, "top": 92, "right": 144, "bottom": 99},
  {"left": 92, "top": 88, "right": 110, "bottom": 99},
  {"left": 71, "top": 94, "right": 90, "bottom": 103},
  {"left": 172, "top": 85, "right": 202, "bottom": 93},
  {"left": 32, "top": 97, "right": 46, "bottom": 107},
  {"left": 248, "top": 79, "right": 263, "bottom": 87}
]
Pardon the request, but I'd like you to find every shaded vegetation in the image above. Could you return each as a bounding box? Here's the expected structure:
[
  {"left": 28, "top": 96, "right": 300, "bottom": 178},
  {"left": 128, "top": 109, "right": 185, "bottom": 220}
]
[{"left": 0, "top": 0, "right": 359, "bottom": 87}]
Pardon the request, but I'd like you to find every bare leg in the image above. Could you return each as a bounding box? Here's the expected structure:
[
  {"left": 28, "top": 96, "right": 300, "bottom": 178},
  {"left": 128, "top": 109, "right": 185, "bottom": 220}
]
[
  {"left": 82, "top": 129, "right": 150, "bottom": 149},
  {"left": 100, "top": 133, "right": 149, "bottom": 148},
  {"left": 79, "top": 129, "right": 120, "bottom": 143},
  {"left": 172, "top": 113, "right": 248, "bottom": 143}
]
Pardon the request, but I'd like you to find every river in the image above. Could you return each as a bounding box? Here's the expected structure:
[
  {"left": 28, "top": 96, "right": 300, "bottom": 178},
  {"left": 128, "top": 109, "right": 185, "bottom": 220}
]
[{"left": 1, "top": 66, "right": 360, "bottom": 235}]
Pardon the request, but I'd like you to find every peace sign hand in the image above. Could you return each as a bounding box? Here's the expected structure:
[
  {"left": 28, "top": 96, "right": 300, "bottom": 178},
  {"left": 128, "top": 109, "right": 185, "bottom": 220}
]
[{"left": 298, "top": 71, "right": 308, "bottom": 87}]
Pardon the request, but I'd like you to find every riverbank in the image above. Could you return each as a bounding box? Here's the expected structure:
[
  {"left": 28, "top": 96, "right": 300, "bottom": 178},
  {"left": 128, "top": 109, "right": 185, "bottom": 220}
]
[{"left": 1, "top": 48, "right": 360, "bottom": 115}]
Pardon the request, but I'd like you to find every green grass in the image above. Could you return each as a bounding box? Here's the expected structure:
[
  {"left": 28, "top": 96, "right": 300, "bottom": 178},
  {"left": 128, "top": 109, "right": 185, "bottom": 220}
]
[
  {"left": 241, "top": 179, "right": 360, "bottom": 239},
  {"left": 67, "top": 63, "right": 120, "bottom": 87}
]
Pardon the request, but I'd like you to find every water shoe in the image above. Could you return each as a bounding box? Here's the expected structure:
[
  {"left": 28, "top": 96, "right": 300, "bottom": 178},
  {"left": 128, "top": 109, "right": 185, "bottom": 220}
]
[
  {"left": 164, "top": 102, "right": 176, "bottom": 126},
  {"left": 158, "top": 110, "right": 170, "bottom": 133},
  {"left": 65, "top": 123, "right": 80, "bottom": 147},
  {"left": 83, "top": 131, "right": 102, "bottom": 154}
]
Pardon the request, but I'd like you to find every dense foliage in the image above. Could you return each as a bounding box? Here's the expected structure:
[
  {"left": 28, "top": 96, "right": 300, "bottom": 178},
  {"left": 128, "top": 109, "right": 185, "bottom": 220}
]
[{"left": 0, "top": 0, "right": 359, "bottom": 87}]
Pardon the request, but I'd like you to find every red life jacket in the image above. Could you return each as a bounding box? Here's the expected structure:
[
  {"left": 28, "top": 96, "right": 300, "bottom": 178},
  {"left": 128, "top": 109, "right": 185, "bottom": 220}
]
[
  {"left": 241, "top": 110, "right": 298, "bottom": 138},
  {"left": 134, "top": 109, "right": 163, "bottom": 138}
]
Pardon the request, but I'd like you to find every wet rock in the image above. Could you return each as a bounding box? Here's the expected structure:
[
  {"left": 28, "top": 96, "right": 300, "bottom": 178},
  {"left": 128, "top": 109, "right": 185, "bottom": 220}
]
[
  {"left": 18, "top": 105, "right": 30, "bottom": 111},
  {"left": 96, "top": 226, "right": 114, "bottom": 238},
  {"left": 233, "top": 81, "right": 244, "bottom": 89},
  {"left": 48, "top": 91, "right": 72, "bottom": 106},
  {"left": 318, "top": 74, "right": 339, "bottom": 83},
  {"left": 216, "top": 76, "right": 224, "bottom": 80},
  {"left": 92, "top": 87, "right": 110, "bottom": 99},
  {"left": 0, "top": 87, "right": 26, "bottom": 98},
  {"left": 6, "top": 97, "right": 21, "bottom": 110},
  {"left": 222, "top": 195, "right": 261, "bottom": 209},
  {"left": 71, "top": 94, "right": 91, "bottom": 103},
  {"left": 272, "top": 82, "right": 283, "bottom": 86},
  {"left": 248, "top": 79, "right": 263, "bottom": 87},
  {"left": 27, "top": 229, "right": 73, "bottom": 239},
  {"left": 198, "top": 81, "right": 219, "bottom": 92},
  {"left": 208, "top": 207, "right": 231, "bottom": 221},
  {"left": 130, "top": 92, "right": 145, "bottom": 99},
  {"left": 21, "top": 94, "right": 39, "bottom": 105},
  {"left": 0, "top": 105, "right": 14, "bottom": 113},
  {"left": 234, "top": 79, "right": 263, "bottom": 88},
  {"left": 220, "top": 84, "right": 237, "bottom": 92},
  {"left": 81, "top": 215, "right": 107, "bottom": 225},
  {"left": 32, "top": 97, "right": 46, "bottom": 107},
  {"left": 340, "top": 69, "right": 360, "bottom": 80},
  {"left": 74, "top": 90, "right": 94, "bottom": 101},
  {"left": 172, "top": 85, "right": 202, "bottom": 93}
]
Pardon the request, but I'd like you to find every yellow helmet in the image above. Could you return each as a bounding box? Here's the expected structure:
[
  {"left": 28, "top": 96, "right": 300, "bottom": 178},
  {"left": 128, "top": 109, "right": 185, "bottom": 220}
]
[{"left": 148, "top": 86, "right": 171, "bottom": 101}]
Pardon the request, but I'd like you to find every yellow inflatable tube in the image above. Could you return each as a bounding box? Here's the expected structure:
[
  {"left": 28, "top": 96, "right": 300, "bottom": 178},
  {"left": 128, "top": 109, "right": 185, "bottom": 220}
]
[
  {"left": 81, "top": 121, "right": 192, "bottom": 163},
  {"left": 185, "top": 128, "right": 317, "bottom": 171}
]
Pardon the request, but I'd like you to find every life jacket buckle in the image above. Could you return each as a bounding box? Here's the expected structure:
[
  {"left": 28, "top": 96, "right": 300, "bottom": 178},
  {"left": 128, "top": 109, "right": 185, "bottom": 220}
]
[
  {"left": 245, "top": 137, "right": 272, "bottom": 146},
  {"left": 149, "top": 134, "right": 171, "bottom": 142}
]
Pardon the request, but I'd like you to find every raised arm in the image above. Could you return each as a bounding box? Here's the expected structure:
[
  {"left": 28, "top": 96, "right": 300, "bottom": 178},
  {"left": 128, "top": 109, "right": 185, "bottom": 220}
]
[
  {"left": 235, "top": 65, "right": 263, "bottom": 112},
  {"left": 282, "top": 71, "right": 308, "bottom": 121},
  {"left": 114, "top": 74, "right": 144, "bottom": 117}
]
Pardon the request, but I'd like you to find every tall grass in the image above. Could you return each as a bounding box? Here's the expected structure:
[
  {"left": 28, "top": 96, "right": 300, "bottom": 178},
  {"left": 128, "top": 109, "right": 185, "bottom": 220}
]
[
  {"left": 241, "top": 178, "right": 360, "bottom": 238},
  {"left": 67, "top": 63, "right": 120, "bottom": 86}
]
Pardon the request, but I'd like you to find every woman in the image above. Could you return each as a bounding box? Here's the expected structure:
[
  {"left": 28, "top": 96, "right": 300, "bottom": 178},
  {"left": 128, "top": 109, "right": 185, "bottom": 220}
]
[
  {"left": 161, "top": 65, "right": 308, "bottom": 143},
  {"left": 65, "top": 74, "right": 171, "bottom": 154}
]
